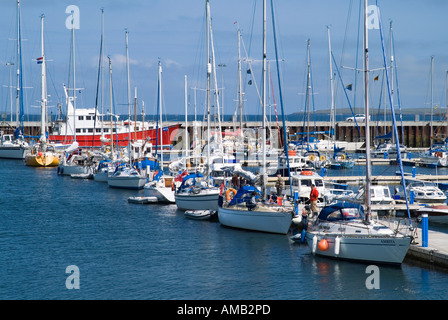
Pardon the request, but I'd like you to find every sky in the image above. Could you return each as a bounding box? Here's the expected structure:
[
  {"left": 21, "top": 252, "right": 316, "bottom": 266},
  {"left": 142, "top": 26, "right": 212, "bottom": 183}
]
[{"left": 1, "top": 0, "right": 448, "bottom": 121}]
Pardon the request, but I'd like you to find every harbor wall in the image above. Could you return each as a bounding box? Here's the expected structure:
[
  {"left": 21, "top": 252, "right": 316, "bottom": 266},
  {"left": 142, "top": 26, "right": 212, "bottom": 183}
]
[{"left": 1, "top": 120, "right": 446, "bottom": 148}]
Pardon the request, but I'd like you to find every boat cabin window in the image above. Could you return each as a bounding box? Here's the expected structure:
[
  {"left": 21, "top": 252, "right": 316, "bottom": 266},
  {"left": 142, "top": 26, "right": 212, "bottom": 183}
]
[
  {"left": 327, "top": 208, "right": 360, "bottom": 221},
  {"left": 4, "top": 135, "right": 11, "bottom": 141},
  {"left": 314, "top": 180, "right": 323, "bottom": 187},
  {"left": 86, "top": 116, "right": 91, "bottom": 121},
  {"left": 78, "top": 116, "right": 84, "bottom": 120}
]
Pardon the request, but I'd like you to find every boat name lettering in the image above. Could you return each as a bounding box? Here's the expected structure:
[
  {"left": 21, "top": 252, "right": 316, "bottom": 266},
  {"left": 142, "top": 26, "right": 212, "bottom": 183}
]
[{"left": 381, "top": 239, "right": 395, "bottom": 244}]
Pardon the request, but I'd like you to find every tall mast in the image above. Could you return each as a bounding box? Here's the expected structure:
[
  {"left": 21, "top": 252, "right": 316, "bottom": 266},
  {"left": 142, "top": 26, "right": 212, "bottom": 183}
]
[
  {"left": 306, "top": 39, "right": 311, "bottom": 149},
  {"left": 206, "top": 0, "right": 211, "bottom": 181},
  {"left": 40, "top": 14, "right": 47, "bottom": 142},
  {"left": 125, "top": 29, "right": 132, "bottom": 144},
  {"left": 327, "top": 26, "right": 335, "bottom": 142},
  {"left": 363, "top": 0, "right": 372, "bottom": 221},
  {"left": 16, "top": 0, "right": 24, "bottom": 131},
  {"left": 158, "top": 61, "right": 164, "bottom": 170},
  {"left": 261, "top": 0, "right": 267, "bottom": 198},
  {"left": 430, "top": 55, "right": 434, "bottom": 147},
  {"left": 184, "top": 75, "right": 189, "bottom": 157},
  {"left": 237, "top": 28, "right": 243, "bottom": 130},
  {"left": 108, "top": 57, "right": 114, "bottom": 158},
  {"left": 134, "top": 87, "right": 137, "bottom": 142},
  {"left": 71, "top": 10, "right": 77, "bottom": 141}
]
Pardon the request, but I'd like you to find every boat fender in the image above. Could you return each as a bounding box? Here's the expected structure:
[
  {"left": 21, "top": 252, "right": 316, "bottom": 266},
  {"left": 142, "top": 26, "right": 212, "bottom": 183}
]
[
  {"left": 341, "top": 154, "right": 346, "bottom": 160},
  {"left": 312, "top": 235, "right": 317, "bottom": 254},
  {"left": 318, "top": 239, "right": 329, "bottom": 251},
  {"left": 334, "top": 236, "right": 341, "bottom": 256},
  {"left": 320, "top": 155, "right": 326, "bottom": 161},
  {"left": 309, "top": 155, "right": 315, "bottom": 161},
  {"left": 226, "top": 188, "right": 237, "bottom": 201}
]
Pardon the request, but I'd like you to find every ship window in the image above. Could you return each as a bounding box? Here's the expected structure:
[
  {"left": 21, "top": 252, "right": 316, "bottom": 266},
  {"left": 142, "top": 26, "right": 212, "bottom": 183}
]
[
  {"left": 76, "top": 128, "right": 81, "bottom": 133},
  {"left": 88, "top": 129, "right": 93, "bottom": 133},
  {"left": 78, "top": 116, "right": 84, "bottom": 120},
  {"left": 96, "top": 129, "right": 102, "bottom": 133},
  {"left": 86, "top": 116, "right": 91, "bottom": 120},
  {"left": 104, "top": 129, "right": 109, "bottom": 133}
]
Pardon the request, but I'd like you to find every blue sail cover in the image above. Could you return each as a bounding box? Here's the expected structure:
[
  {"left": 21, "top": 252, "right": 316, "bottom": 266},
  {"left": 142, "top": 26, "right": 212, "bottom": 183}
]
[
  {"left": 374, "top": 131, "right": 392, "bottom": 140},
  {"left": 317, "top": 202, "right": 364, "bottom": 221},
  {"left": 178, "top": 173, "right": 204, "bottom": 191},
  {"left": 228, "top": 185, "right": 261, "bottom": 206}
]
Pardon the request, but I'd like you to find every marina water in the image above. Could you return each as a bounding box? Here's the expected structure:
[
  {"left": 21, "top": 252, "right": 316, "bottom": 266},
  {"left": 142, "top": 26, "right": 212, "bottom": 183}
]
[{"left": 1, "top": 159, "right": 448, "bottom": 300}]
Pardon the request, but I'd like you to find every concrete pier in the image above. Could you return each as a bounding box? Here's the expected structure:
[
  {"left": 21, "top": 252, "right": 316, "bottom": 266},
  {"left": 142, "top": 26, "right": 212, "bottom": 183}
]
[{"left": 407, "top": 226, "right": 448, "bottom": 268}]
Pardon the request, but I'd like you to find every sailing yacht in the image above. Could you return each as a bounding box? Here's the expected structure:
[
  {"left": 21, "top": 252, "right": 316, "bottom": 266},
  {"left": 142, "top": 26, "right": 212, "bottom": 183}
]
[
  {"left": 143, "top": 61, "right": 175, "bottom": 204},
  {"left": 25, "top": 15, "right": 60, "bottom": 168},
  {"left": 0, "top": 1, "right": 29, "bottom": 160},
  {"left": 218, "top": 0, "right": 294, "bottom": 235},
  {"left": 305, "top": 0, "right": 412, "bottom": 264},
  {"left": 174, "top": 0, "right": 220, "bottom": 212}
]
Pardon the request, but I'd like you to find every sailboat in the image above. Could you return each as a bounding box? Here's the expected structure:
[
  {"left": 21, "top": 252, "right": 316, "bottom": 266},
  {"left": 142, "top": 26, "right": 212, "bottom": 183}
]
[
  {"left": 24, "top": 14, "right": 60, "bottom": 167},
  {"left": 107, "top": 32, "right": 147, "bottom": 190},
  {"left": 218, "top": 0, "right": 294, "bottom": 235},
  {"left": 305, "top": 0, "right": 413, "bottom": 264},
  {"left": 174, "top": 0, "right": 220, "bottom": 211},
  {"left": 144, "top": 61, "right": 176, "bottom": 204},
  {"left": 0, "top": 0, "right": 29, "bottom": 160}
]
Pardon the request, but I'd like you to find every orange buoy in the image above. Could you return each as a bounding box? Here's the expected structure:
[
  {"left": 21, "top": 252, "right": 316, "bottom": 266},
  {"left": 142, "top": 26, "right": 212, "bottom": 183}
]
[
  {"left": 38, "top": 151, "right": 43, "bottom": 157},
  {"left": 226, "top": 188, "right": 237, "bottom": 201},
  {"left": 318, "top": 239, "right": 329, "bottom": 251}
]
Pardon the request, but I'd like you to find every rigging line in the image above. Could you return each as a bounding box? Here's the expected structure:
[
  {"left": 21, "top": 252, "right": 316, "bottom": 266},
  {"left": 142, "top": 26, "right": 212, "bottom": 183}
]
[
  {"left": 270, "top": 0, "right": 293, "bottom": 199},
  {"left": 331, "top": 50, "right": 361, "bottom": 137},
  {"left": 376, "top": 0, "right": 412, "bottom": 226},
  {"left": 391, "top": 23, "right": 405, "bottom": 142}
]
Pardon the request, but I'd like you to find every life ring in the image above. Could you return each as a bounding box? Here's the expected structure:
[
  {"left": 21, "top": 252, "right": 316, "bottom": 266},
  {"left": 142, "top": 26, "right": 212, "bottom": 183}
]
[
  {"left": 341, "top": 154, "right": 346, "bottom": 160},
  {"left": 320, "top": 155, "right": 326, "bottom": 161},
  {"left": 309, "top": 155, "right": 315, "bottom": 161},
  {"left": 226, "top": 188, "right": 237, "bottom": 201},
  {"left": 301, "top": 170, "right": 313, "bottom": 176}
]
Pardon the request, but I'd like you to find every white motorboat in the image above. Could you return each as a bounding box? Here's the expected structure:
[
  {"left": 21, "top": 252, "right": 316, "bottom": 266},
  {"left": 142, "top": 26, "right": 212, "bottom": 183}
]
[
  {"left": 0, "top": 133, "right": 29, "bottom": 159},
  {"left": 398, "top": 179, "right": 447, "bottom": 204},
  {"left": 108, "top": 163, "right": 147, "bottom": 190}
]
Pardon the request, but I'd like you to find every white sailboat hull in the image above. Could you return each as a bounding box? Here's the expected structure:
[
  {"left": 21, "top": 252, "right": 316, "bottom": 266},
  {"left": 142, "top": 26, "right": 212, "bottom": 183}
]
[
  {"left": 218, "top": 206, "right": 292, "bottom": 235},
  {"left": 58, "top": 164, "right": 91, "bottom": 176},
  {"left": 108, "top": 176, "right": 147, "bottom": 189},
  {"left": 175, "top": 190, "right": 220, "bottom": 211},
  {"left": 305, "top": 232, "right": 411, "bottom": 264},
  {"left": 0, "top": 146, "right": 28, "bottom": 159}
]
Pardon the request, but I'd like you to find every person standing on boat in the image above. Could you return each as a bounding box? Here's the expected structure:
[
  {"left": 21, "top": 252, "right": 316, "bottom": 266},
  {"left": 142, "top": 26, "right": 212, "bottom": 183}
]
[
  {"left": 246, "top": 191, "right": 257, "bottom": 211},
  {"left": 275, "top": 174, "right": 284, "bottom": 197},
  {"left": 309, "top": 184, "right": 319, "bottom": 217},
  {"left": 231, "top": 173, "right": 240, "bottom": 189}
]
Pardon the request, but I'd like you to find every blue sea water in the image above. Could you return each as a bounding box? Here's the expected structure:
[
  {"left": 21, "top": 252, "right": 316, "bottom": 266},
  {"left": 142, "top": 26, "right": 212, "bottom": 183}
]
[{"left": 1, "top": 159, "right": 448, "bottom": 300}]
